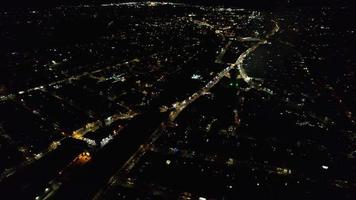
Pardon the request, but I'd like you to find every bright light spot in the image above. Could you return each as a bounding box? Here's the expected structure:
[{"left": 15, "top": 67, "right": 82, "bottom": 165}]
[
  {"left": 35, "top": 196, "right": 40, "bottom": 200},
  {"left": 322, "top": 165, "right": 329, "bottom": 170},
  {"left": 34, "top": 153, "right": 42, "bottom": 160},
  {"left": 199, "top": 197, "right": 207, "bottom": 200},
  {"left": 191, "top": 74, "right": 202, "bottom": 80},
  {"left": 148, "top": 2, "right": 158, "bottom": 6},
  {"left": 166, "top": 160, "right": 171, "bottom": 165},
  {"left": 45, "top": 187, "right": 49, "bottom": 192},
  {"left": 100, "top": 135, "right": 113, "bottom": 147}
]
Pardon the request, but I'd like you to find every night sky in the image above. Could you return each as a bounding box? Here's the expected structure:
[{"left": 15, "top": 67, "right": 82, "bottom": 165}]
[{"left": 0, "top": 0, "right": 352, "bottom": 9}]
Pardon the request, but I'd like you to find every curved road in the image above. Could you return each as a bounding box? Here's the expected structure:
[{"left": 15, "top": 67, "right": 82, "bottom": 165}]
[
  {"left": 94, "top": 20, "right": 281, "bottom": 199},
  {"left": 168, "top": 21, "right": 280, "bottom": 121}
]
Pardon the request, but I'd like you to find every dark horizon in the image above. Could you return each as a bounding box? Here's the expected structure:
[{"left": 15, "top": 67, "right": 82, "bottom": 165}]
[{"left": 0, "top": 0, "right": 353, "bottom": 9}]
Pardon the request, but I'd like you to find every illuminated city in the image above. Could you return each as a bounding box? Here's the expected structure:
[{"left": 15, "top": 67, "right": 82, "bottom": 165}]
[{"left": 0, "top": 1, "right": 355, "bottom": 199}]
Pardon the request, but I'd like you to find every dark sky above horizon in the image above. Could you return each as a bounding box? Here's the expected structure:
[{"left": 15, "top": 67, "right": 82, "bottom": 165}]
[{"left": 0, "top": 0, "right": 352, "bottom": 9}]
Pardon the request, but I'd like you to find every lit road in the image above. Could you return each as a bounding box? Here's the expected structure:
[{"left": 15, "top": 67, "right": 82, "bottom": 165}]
[
  {"left": 168, "top": 21, "right": 280, "bottom": 122},
  {"left": 193, "top": 20, "right": 214, "bottom": 29},
  {"left": 94, "top": 20, "right": 281, "bottom": 199},
  {"left": 215, "top": 40, "right": 233, "bottom": 64},
  {"left": 0, "top": 58, "right": 140, "bottom": 102},
  {"left": 0, "top": 102, "right": 138, "bottom": 183}
]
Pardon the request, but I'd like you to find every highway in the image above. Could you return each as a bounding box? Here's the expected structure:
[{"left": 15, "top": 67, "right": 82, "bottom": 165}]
[
  {"left": 168, "top": 21, "right": 280, "bottom": 122},
  {"left": 1, "top": 40, "right": 203, "bottom": 200},
  {"left": 94, "top": 20, "right": 281, "bottom": 199}
]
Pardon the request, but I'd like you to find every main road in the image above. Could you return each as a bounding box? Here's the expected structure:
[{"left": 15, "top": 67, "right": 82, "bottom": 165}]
[
  {"left": 94, "top": 20, "right": 280, "bottom": 199},
  {"left": 169, "top": 21, "right": 280, "bottom": 121}
]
